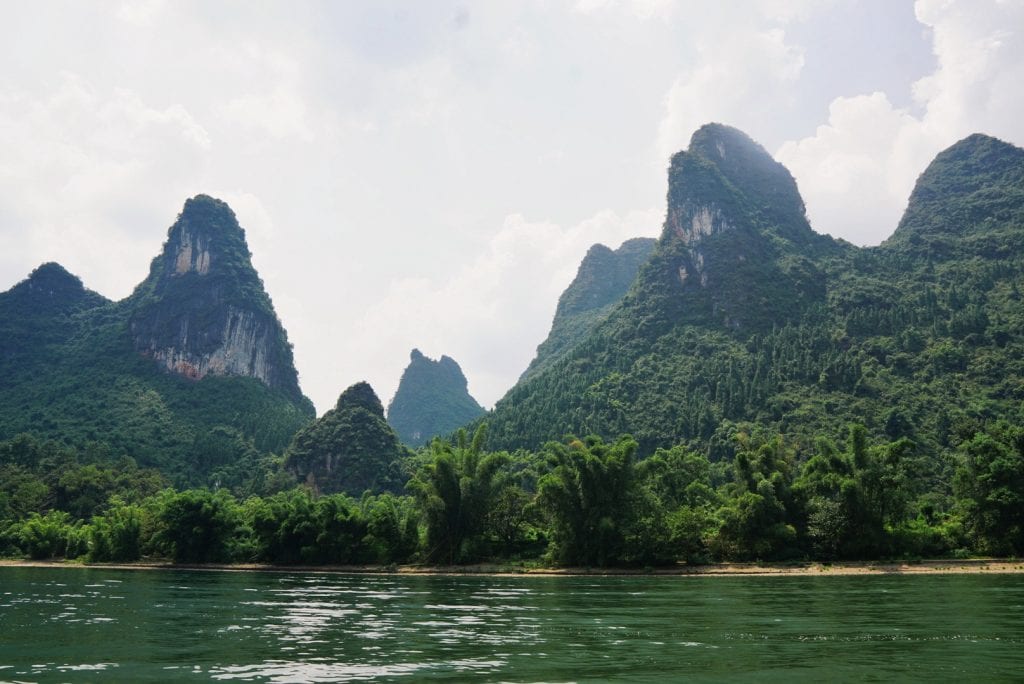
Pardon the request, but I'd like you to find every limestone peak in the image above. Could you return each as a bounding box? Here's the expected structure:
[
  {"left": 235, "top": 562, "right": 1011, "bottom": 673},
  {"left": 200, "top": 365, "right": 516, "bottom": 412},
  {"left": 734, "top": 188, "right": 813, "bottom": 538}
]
[{"left": 127, "top": 196, "right": 306, "bottom": 403}]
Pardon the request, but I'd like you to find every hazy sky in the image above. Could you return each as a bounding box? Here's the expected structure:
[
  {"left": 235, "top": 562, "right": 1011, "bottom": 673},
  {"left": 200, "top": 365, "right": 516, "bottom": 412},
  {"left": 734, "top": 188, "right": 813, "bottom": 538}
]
[{"left": 1, "top": 0, "right": 1022, "bottom": 414}]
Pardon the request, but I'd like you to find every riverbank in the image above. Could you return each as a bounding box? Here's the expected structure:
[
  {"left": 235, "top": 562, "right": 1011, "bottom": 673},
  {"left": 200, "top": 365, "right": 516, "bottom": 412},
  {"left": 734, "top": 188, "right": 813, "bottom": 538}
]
[{"left": 2, "top": 557, "right": 1022, "bottom": 576}]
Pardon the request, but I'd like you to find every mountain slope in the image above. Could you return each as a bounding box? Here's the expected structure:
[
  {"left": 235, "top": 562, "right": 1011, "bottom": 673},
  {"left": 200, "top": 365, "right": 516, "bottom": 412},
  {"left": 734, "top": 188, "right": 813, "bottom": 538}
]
[
  {"left": 521, "top": 237, "right": 656, "bottom": 382},
  {"left": 0, "top": 196, "right": 314, "bottom": 487},
  {"left": 386, "top": 349, "right": 485, "bottom": 447},
  {"left": 886, "top": 133, "right": 1024, "bottom": 259},
  {"left": 483, "top": 126, "right": 1024, "bottom": 465}
]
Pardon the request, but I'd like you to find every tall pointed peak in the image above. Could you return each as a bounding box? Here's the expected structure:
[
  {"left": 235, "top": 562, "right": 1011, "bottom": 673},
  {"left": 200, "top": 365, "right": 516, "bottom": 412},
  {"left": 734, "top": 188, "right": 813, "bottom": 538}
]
[
  {"left": 555, "top": 237, "right": 657, "bottom": 320},
  {"left": 516, "top": 236, "right": 657, "bottom": 382},
  {"left": 127, "top": 196, "right": 307, "bottom": 403},
  {"left": 150, "top": 194, "right": 253, "bottom": 282},
  {"left": 688, "top": 123, "right": 770, "bottom": 164},
  {"left": 387, "top": 350, "right": 484, "bottom": 447},
  {"left": 665, "top": 123, "right": 808, "bottom": 247}
]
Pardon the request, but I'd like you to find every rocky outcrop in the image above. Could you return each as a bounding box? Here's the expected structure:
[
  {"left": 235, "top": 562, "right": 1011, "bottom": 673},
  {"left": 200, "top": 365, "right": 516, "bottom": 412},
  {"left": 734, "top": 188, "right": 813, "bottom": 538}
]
[
  {"left": 128, "top": 195, "right": 304, "bottom": 401},
  {"left": 0, "top": 197, "right": 314, "bottom": 479},
  {"left": 386, "top": 349, "right": 485, "bottom": 447},
  {"left": 640, "top": 123, "right": 833, "bottom": 332},
  {"left": 145, "top": 306, "right": 275, "bottom": 384}
]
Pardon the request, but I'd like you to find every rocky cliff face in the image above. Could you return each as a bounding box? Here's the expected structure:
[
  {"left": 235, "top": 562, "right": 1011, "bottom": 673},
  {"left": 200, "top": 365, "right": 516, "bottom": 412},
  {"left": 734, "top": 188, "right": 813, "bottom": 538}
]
[
  {"left": 628, "top": 123, "right": 835, "bottom": 333},
  {"left": 0, "top": 196, "right": 314, "bottom": 481},
  {"left": 386, "top": 349, "right": 485, "bottom": 447},
  {"left": 128, "top": 195, "right": 304, "bottom": 401}
]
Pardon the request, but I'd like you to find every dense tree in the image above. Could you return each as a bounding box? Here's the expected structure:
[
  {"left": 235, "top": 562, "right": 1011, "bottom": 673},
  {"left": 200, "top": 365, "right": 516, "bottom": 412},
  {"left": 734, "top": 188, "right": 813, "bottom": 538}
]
[
  {"left": 954, "top": 425, "right": 1024, "bottom": 555},
  {"left": 13, "top": 511, "right": 89, "bottom": 560},
  {"left": 0, "top": 418, "right": 1020, "bottom": 566},
  {"left": 285, "top": 382, "right": 410, "bottom": 496},
  {"left": 794, "top": 426, "right": 914, "bottom": 559},
  {"left": 89, "top": 502, "right": 145, "bottom": 562},
  {"left": 537, "top": 435, "right": 639, "bottom": 566},
  {"left": 154, "top": 489, "right": 241, "bottom": 563},
  {"left": 408, "top": 425, "right": 510, "bottom": 563}
]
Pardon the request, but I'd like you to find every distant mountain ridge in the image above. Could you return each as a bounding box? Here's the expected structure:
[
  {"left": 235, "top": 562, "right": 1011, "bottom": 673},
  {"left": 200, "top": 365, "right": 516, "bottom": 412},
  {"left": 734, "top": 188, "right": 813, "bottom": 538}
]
[
  {"left": 482, "top": 125, "right": 1024, "bottom": 466},
  {"left": 387, "top": 349, "right": 484, "bottom": 447}
]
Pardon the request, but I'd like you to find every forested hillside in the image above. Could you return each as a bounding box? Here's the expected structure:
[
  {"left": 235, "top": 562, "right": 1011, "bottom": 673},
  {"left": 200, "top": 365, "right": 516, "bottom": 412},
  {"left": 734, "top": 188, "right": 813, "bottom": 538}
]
[
  {"left": 0, "top": 196, "right": 315, "bottom": 488},
  {"left": 287, "top": 382, "right": 411, "bottom": 495},
  {"left": 485, "top": 125, "right": 1024, "bottom": 479},
  {"left": 2, "top": 126, "right": 1023, "bottom": 569},
  {"left": 520, "top": 237, "right": 656, "bottom": 381}
]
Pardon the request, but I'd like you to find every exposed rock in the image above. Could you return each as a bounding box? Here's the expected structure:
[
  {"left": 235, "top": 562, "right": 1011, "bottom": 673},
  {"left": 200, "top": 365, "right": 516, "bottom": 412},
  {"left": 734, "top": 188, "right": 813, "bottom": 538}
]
[{"left": 128, "top": 195, "right": 304, "bottom": 401}]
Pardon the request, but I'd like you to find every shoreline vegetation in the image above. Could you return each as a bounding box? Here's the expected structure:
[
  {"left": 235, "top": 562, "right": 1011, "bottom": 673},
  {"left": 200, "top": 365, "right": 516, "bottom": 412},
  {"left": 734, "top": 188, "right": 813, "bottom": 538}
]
[
  {"left": 4, "top": 426, "right": 1024, "bottom": 569},
  {"left": 2, "top": 557, "right": 1022, "bottom": 578}
]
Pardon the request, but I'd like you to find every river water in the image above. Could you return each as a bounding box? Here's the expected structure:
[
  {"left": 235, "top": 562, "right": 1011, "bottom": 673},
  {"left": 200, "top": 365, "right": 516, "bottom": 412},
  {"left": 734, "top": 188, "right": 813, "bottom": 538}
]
[{"left": 1, "top": 566, "right": 1022, "bottom": 681}]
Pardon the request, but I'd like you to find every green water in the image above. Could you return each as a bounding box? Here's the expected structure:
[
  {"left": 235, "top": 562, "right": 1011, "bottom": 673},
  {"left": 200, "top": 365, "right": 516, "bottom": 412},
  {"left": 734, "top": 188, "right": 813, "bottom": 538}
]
[{"left": 1, "top": 567, "right": 1022, "bottom": 682}]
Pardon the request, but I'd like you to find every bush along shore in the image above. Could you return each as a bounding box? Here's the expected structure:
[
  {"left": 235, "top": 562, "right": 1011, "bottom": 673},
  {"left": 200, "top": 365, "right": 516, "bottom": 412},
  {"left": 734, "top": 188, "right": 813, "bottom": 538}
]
[{"left": 1, "top": 423, "right": 1023, "bottom": 568}]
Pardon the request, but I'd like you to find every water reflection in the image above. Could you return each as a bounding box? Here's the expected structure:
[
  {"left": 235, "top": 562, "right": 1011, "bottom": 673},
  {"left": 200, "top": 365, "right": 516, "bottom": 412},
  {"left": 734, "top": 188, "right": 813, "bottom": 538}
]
[{"left": 1, "top": 568, "right": 1023, "bottom": 681}]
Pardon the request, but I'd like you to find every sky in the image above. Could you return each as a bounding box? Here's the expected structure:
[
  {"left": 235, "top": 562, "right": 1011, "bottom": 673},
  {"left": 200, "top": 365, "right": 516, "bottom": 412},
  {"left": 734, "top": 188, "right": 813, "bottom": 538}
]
[{"left": 1, "top": 0, "right": 1022, "bottom": 415}]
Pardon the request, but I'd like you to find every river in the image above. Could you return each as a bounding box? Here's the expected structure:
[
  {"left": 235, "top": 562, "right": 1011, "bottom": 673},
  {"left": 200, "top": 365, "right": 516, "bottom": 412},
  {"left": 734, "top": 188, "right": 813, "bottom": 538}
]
[{"left": 1, "top": 566, "right": 1022, "bottom": 681}]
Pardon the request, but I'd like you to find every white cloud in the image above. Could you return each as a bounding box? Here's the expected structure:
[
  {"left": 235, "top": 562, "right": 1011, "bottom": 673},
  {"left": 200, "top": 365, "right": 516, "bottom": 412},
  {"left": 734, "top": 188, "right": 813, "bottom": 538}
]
[
  {"left": 328, "top": 208, "right": 662, "bottom": 411},
  {"left": 116, "top": 0, "right": 167, "bottom": 27},
  {"left": 216, "top": 89, "right": 315, "bottom": 142},
  {"left": 777, "top": 0, "right": 1024, "bottom": 244},
  {"left": 776, "top": 92, "right": 933, "bottom": 244},
  {"left": 656, "top": 27, "right": 805, "bottom": 162},
  {"left": 573, "top": 0, "right": 675, "bottom": 19},
  {"left": 0, "top": 73, "right": 211, "bottom": 295}
]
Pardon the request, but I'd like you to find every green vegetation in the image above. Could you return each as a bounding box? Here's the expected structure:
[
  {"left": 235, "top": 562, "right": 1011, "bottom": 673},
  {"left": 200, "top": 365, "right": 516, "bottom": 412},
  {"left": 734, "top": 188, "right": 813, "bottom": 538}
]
[
  {"left": 286, "top": 382, "right": 412, "bottom": 496},
  {"left": 0, "top": 196, "right": 315, "bottom": 488},
  {"left": 2, "top": 422, "right": 1020, "bottom": 565},
  {"left": 2, "top": 127, "right": 1023, "bottom": 568},
  {"left": 386, "top": 349, "right": 485, "bottom": 447},
  {"left": 483, "top": 127, "right": 1024, "bottom": 482},
  {"left": 520, "top": 238, "right": 656, "bottom": 381}
]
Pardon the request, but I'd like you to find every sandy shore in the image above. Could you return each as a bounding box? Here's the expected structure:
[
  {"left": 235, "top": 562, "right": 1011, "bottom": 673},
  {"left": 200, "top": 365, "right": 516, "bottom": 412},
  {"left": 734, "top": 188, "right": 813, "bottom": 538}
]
[{"left": 1, "top": 558, "right": 1022, "bottom": 577}]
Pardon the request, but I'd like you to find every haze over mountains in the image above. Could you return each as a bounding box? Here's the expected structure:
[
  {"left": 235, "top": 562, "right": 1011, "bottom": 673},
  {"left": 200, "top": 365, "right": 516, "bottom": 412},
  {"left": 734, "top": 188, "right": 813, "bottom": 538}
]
[
  {"left": 1, "top": 123, "right": 1023, "bottom": 496},
  {"left": 386, "top": 350, "right": 485, "bottom": 448}
]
